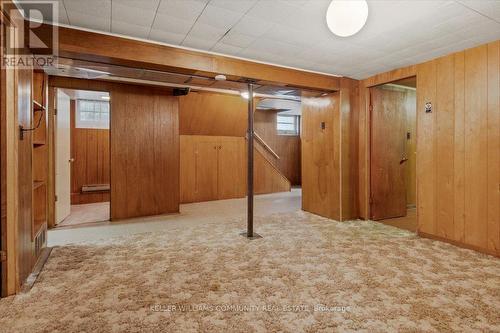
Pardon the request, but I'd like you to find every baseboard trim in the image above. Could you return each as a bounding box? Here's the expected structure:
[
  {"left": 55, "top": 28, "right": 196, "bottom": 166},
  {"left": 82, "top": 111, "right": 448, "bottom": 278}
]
[{"left": 418, "top": 232, "right": 499, "bottom": 258}]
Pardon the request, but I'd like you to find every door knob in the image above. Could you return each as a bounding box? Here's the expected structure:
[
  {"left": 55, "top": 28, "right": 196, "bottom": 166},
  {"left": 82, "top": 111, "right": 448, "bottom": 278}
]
[
  {"left": 400, "top": 157, "right": 408, "bottom": 164},
  {"left": 69, "top": 158, "right": 75, "bottom": 163}
]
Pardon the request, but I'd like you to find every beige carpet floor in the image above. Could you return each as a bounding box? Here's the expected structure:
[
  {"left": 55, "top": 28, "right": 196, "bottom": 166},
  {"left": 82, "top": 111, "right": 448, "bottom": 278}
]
[{"left": 1, "top": 211, "right": 499, "bottom": 333}]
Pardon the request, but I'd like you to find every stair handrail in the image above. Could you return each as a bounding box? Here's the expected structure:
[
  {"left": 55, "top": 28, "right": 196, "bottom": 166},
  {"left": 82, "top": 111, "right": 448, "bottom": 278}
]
[{"left": 253, "top": 132, "right": 280, "bottom": 160}]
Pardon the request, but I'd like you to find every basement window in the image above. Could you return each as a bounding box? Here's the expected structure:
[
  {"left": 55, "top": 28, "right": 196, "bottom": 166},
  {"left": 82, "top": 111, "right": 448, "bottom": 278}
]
[
  {"left": 277, "top": 115, "right": 300, "bottom": 136},
  {"left": 76, "top": 99, "right": 110, "bottom": 129}
]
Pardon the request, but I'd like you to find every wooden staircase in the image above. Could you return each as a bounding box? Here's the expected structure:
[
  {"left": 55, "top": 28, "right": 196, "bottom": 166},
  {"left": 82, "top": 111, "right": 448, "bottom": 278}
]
[{"left": 252, "top": 132, "right": 292, "bottom": 194}]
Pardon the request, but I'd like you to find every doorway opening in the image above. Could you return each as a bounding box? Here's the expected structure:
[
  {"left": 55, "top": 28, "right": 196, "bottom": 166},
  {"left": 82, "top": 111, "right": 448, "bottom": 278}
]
[
  {"left": 369, "top": 77, "right": 417, "bottom": 232},
  {"left": 55, "top": 89, "right": 110, "bottom": 228},
  {"left": 41, "top": 57, "right": 331, "bottom": 242},
  {"left": 255, "top": 97, "right": 302, "bottom": 188}
]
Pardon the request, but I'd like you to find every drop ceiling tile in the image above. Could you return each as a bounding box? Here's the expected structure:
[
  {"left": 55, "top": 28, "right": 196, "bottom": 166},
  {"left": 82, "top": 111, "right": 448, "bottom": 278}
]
[
  {"left": 211, "top": 42, "right": 243, "bottom": 55},
  {"left": 64, "top": 0, "right": 111, "bottom": 19},
  {"left": 237, "top": 48, "right": 277, "bottom": 62},
  {"left": 113, "top": 0, "right": 160, "bottom": 11},
  {"left": 460, "top": 0, "right": 500, "bottom": 21},
  {"left": 152, "top": 13, "right": 193, "bottom": 35},
  {"left": 230, "top": 16, "right": 275, "bottom": 37},
  {"left": 182, "top": 35, "right": 217, "bottom": 50},
  {"left": 186, "top": 22, "right": 226, "bottom": 40},
  {"left": 245, "top": 0, "right": 301, "bottom": 26},
  {"left": 249, "top": 38, "right": 302, "bottom": 56},
  {"left": 197, "top": 4, "right": 244, "bottom": 31},
  {"left": 157, "top": 0, "right": 208, "bottom": 21},
  {"left": 112, "top": 20, "right": 150, "bottom": 39},
  {"left": 39, "top": 0, "right": 500, "bottom": 78},
  {"left": 56, "top": 2, "right": 69, "bottom": 25},
  {"left": 209, "top": 0, "right": 257, "bottom": 13},
  {"left": 453, "top": 20, "right": 500, "bottom": 40},
  {"left": 67, "top": 11, "right": 111, "bottom": 31},
  {"left": 112, "top": 2, "right": 157, "bottom": 25},
  {"left": 264, "top": 24, "right": 320, "bottom": 48},
  {"left": 295, "top": 48, "right": 339, "bottom": 65},
  {"left": 149, "top": 29, "right": 185, "bottom": 45},
  {"left": 220, "top": 31, "right": 256, "bottom": 48}
]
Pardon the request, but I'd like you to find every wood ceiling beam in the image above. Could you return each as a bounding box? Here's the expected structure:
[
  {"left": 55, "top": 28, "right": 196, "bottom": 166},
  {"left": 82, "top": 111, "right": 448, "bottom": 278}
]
[{"left": 41, "top": 24, "right": 345, "bottom": 91}]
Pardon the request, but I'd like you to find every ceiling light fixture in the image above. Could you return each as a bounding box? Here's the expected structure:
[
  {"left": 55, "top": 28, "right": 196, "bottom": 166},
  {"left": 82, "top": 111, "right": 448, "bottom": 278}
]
[{"left": 326, "top": 0, "right": 368, "bottom": 37}]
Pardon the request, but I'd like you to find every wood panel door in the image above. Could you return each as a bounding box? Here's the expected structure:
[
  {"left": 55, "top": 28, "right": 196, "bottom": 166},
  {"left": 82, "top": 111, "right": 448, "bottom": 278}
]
[
  {"left": 55, "top": 90, "right": 71, "bottom": 224},
  {"left": 217, "top": 137, "right": 245, "bottom": 200},
  {"left": 370, "top": 87, "right": 407, "bottom": 220}
]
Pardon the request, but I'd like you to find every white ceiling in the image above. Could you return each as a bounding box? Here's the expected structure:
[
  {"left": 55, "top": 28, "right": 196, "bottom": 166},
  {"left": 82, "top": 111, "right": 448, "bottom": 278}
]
[{"left": 18, "top": 0, "right": 500, "bottom": 79}]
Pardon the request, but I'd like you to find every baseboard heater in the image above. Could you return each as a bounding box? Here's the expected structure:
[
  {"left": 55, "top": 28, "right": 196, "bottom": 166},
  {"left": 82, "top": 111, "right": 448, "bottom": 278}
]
[{"left": 81, "top": 184, "right": 110, "bottom": 193}]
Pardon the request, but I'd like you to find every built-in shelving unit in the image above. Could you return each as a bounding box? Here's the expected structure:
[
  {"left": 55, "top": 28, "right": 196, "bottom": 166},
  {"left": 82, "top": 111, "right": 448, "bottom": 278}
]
[{"left": 31, "top": 69, "right": 48, "bottom": 248}]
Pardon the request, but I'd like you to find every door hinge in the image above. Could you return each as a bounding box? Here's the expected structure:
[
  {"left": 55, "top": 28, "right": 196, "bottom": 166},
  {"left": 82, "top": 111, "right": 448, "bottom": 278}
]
[
  {"left": 0, "top": 251, "right": 6, "bottom": 262},
  {"left": 55, "top": 195, "right": 58, "bottom": 202},
  {"left": 369, "top": 104, "right": 374, "bottom": 112},
  {"left": 54, "top": 108, "right": 57, "bottom": 116}
]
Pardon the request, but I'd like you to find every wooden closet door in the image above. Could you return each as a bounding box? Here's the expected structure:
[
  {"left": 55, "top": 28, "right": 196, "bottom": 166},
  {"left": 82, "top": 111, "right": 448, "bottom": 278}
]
[
  {"left": 194, "top": 139, "right": 218, "bottom": 202},
  {"left": 370, "top": 86, "right": 407, "bottom": 220},
  {"left": 217, "top": 137, "right": 246, "bottom": 200}
]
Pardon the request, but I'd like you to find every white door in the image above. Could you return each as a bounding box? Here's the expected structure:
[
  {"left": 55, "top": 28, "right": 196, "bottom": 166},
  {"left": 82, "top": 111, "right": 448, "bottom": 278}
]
[{"left": 55, "top": 90, "right": 71, "bottom": 224}]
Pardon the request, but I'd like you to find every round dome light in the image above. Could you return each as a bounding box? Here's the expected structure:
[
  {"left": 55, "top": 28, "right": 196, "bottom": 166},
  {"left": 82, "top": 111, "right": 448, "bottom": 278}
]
[{"left": 326, "top": 0, "right": 368, "bottom": 37}]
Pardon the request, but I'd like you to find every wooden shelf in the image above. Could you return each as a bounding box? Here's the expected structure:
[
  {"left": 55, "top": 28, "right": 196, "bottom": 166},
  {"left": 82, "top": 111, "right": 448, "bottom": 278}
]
[
  {"left": 33, "top": 180, "right": 45, "bottom": 190},
  {"left": 32, "top": 70, "right": 48, "bottom": 244}
]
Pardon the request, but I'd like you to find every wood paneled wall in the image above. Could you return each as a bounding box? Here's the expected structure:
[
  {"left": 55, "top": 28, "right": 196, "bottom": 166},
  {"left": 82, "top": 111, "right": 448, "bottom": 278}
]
[
  {"left": 359, "top": 41, "right": 499, "bottom": 256},
  {"left": 111, "top": 86, "right": 179, "bottom": 220},
  {"left": 48, "top": 77, "right": 180, "bottom": 222},
  {"left": 254, "top": 109, "right": 301, "bottom": 185},
  {"left": 254, "top": 149, "right": 292, "bottom": 195},
  {"left": 70, "top": 100, "right": 110, "bottom": 204},
  {"left": 302, "top": 93, "right": 342, "bottom": 220},
  {"left": 180, "top": 135, "right": 291, "bottom": 203},
  {"left": 417, "top": 42, "right": 499, "bottom": 256},
  {"left": 301, "top": 79, "right": 360, "bottom": 222},
  {"left": 1, "top": 2, "right": 23, "bottom": 297},
  {"left": 180, "top": 91, "right": 300, "bottom": 186},
  {"left": 179, "top": 91, "right": 247, "bottom": 137},
  {"left": 180, "top": 135, "right": 246, "bottom": 203},
  {"left": 340, "top": 78, "right": 360, "bottom": 220}
]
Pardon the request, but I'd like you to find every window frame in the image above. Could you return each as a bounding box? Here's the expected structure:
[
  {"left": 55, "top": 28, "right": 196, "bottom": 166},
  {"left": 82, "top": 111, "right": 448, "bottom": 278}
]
[
  {"left": 276, "top": 114, "right": 300, "bottom": 136},
  {"left": 75, "top": 99, "right": 110, "bottom": 130}
]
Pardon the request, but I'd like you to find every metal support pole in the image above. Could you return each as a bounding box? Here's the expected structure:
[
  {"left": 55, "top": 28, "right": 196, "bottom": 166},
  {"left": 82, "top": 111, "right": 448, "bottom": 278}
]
[
  {"left": 247, "top": 83, "right": 254, "bottom": 237},
  {"left": 240, "top": 83, "right": 261, "bottom": 240}
]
